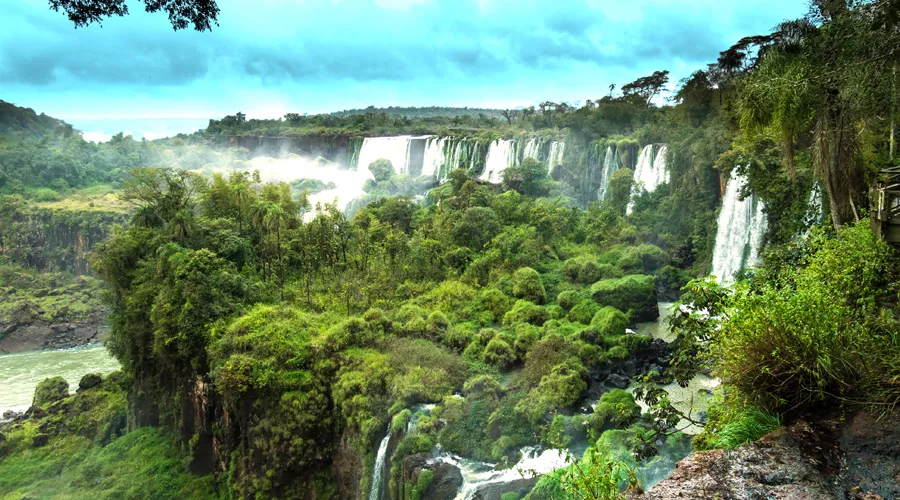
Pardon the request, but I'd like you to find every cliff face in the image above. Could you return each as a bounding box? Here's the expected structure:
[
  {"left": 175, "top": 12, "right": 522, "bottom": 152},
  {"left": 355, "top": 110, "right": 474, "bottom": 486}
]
[
  {"left": 0, "top": 197, "right": 127, "bottom": 275},
  {"left": 642, "top": 412, "right": 900, "bottom": 500}
]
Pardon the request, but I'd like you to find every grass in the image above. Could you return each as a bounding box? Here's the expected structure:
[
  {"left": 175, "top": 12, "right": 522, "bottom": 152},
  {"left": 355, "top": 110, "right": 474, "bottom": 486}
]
[
  {"left": 35, "top": 184, "right": 128, "bottom": 213},
  {"left": 0, "top": 428, "right": 219, "bottom": 500}
]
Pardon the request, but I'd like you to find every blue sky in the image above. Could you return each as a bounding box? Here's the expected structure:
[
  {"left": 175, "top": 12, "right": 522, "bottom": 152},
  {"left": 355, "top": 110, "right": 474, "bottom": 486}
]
[{"left": 1, "top": 0, "right": 807, "bottom": 137}]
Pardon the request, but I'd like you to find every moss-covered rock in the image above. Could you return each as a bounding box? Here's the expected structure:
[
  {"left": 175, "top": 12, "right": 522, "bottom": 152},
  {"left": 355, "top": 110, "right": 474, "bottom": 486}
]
[
  {"left": 590, "top": 274, "right": 658, "bottom": 322},
  {"left": 33, "top": 376, "right": 69, "bottom": 407},
  {"left": 512, "top": 267, "right": 547, "bottom": 305},
  {"left": 590, "top": 389, "right": 640, "bottom": 433},
  {"left": 590, "top": 307, "right": 628, "bottom": 337}
]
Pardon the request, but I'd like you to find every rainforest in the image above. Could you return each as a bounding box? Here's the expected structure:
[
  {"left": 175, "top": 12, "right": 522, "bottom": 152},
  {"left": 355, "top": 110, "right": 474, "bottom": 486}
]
[{"left": 1, "top": 1, "right": 900, "bottom": 499}]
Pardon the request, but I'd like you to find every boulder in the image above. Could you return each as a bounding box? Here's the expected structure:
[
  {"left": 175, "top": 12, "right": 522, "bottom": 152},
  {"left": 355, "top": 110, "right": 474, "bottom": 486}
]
[
  {"left": 32, "top": 434, "right": 49, "bottom": 448},
  {"left": 78, "top": 373, "right": 103, "bottom": 391},
  {"left": 425, "top": 463, "right": 463, "bottom": 500}
]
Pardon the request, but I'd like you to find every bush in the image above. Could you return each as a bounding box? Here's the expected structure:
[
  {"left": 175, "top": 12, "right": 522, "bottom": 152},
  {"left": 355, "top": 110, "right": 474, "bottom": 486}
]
[
  {"left": 516, "top": 360, "right": 587, "bottom": 423},
  {"left": 618, "top": 244, "right": 666, "bottom": 273},
  {"left": 589, "top": 307, "right": 627, "bottom": 337},
  {"left": 556, "top": 290, "right": 583, "bottom": 311},
  {"left": 567, "top": 300, "right": 598, "bottom": 325},
  {"left": 33, "top": 377, "right": 69, "bottom": 407},
  {"left": 483, "top": 337, "right": 517, "bottom": 369},
  {"left": 512, "top": 267, "right": 547, "bottom": 304},
  {"left": 590, "top": 389, "right": 640, "bottom": 432},
  {"left": 503, "top": 300, "right": 549, "bottom": 326},
  {"left": 591, "top": 274, "right": 657, "bottom": 322},
  {"left": 718, "top": 224, "right": 900, "bottom": 411}
]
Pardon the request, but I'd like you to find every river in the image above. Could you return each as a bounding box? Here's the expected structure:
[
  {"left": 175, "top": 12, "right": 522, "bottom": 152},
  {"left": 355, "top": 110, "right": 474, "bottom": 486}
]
[{"left": 0, "top": 344, "right": 120, "bottom": 415}]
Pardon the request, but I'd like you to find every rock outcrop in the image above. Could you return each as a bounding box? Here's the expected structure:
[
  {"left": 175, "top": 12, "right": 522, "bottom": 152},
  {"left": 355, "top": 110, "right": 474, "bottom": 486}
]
[{"left": 642, "top": 412, "right": 899, "bottom": 499}]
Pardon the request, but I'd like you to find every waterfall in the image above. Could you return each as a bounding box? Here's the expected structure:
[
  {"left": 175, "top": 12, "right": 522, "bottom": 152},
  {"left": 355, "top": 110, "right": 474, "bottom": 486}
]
[
  {"left": 480, "top": 139, "right": 518, "bottom": 182},
  {"left": 357, "top": 136, "right": 421, "bottom": 177},
  {"left": 626, "top": 144, "right": 669, "bottom": 214},
  {"left": 369, "top": 426, "right": 391, "bottom": 500},
  {"left": 433, "top": 446, "right": 570, "bottom": 500},
  {"left": 547, "top": 141, "right": 565, "bottom": 172},
  {"left": 711, "top": 172, "right": 767, "bottom": 283},
  {"left": 523, "top": 137, "right": 542, "bottom": 162},
  {"left": 421, "top": 137, "right": 447, "bottom": 179},
  {"left": 596, "top": 147, "right": 620, "bottom": 201}
]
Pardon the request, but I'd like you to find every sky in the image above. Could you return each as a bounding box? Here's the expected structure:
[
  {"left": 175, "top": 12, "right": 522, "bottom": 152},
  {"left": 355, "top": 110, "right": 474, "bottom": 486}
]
[{"left": 0, "top": 0, "right": 808, "bottom": 139}]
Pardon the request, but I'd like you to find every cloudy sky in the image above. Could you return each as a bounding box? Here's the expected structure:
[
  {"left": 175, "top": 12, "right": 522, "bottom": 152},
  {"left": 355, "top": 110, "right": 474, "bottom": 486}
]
[{"left": 1, "top": 0, "right": 807, "bottom": 138}]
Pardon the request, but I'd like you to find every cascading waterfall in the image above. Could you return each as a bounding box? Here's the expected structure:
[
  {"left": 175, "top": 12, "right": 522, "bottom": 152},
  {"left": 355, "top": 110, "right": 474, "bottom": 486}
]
[
  {"left": 421, "top": 137, "right": 447, "bottom": 179},
  {"left": 369, "top": 426, "right": 392, "bottom": 500},
  {"left": 523, "top": 137, "right": 542, "bottom": 162},
  {"left": 711, "top": 172, "right": 767, "bottom": 283},
  {"left": 480, "top": 139, "right": 518, "bottom": 182},
  {"left": 433, "top": 446, "right": 571, "bottom": 500},
  {"left": 626, "top": 144, "right": 669, "bottom": 214},
  {"left": 596, "top": 147, "right": 620, "bottom": 201},
  {"left": 547, "top": 141, "right": 565, "bottom": 172},
  {"left": 356, "top": 136, "right": 418, "bottom": 177}
]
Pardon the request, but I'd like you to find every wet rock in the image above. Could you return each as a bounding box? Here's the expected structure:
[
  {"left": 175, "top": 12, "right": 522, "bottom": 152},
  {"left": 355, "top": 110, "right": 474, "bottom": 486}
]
[
  {"left": 424, "top": 462, "right": 463, "bottom": 500},
  {"left": 606, "top": 373, "right": 630, "bottom": 389},
  {"left": 27, "top": 406, "right": 47, "bottom": 420},
  {"left": 642, "top": 417, "right": 873, "bottom": 499},
  {"left": 839, "top": 412, "right": 900, "bottom": 500},
  {"left": 32, "top": 434, "right": 49, "bottom": 448},
  {"left": 471, "top": 477, "right": 538, "bottom": 500},
  {"left": 2, "top": 410, "right": 22, "bottom": 421},
  {"left": 78, "top": 373, "right": 103, "bottom": 391}
]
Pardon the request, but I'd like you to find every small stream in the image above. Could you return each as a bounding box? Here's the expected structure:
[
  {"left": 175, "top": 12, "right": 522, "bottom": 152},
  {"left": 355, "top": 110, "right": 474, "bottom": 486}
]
[{"left": 0, "top": 344, "right": 119, "bottom": 414}]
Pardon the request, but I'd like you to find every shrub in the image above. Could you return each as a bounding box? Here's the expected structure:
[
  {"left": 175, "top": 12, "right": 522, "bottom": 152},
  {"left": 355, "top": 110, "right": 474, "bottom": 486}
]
[
  {"left": 607, "top": 345, "right": 628, "bottom": 360},
  {"left": 502, "top": 300, "right": 549, "bottom": 326},
  {"left": 715, "top": 223, "right": 900, "bottom": 411},
  {"left": 512, "top": 267, "right": 547, "bottom": 304},
  {"left": 516, "top": 360, "right": 587, "bottom": 423},
  {"left": 567, "top": 300, "right": 598, "bottom": 325},
  {"left": 589, "top": 307, "right": 627, "bottom": 337},
  {"left": 618, "top": 244, "right": 666, "bottom": 273},
  {"left": 556, "top": 290, "right": 583, "bottom": 311},
  {"left": 463, "top": 375, "right": 502, "bottom": 399},
  {"left": 33, "top": 377, "right": 69, "bottom": 407},
  {"left": 591, "top": 274, "right": 657, "bottom": 322},
  {"left": 590, "top": 389, "right": 640, "bottom": 432},
  {"left": 483, "top": 337, "right": 516, "bottom": 369}
]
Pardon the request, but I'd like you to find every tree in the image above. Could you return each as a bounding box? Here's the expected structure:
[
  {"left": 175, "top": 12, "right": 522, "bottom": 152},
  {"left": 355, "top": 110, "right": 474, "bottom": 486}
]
[
  {"left": 621, "top": 70, "right": 670, "bottom": 104},
  {"left": 737, "top": 4, "right": 900, "bottom": 226},
  {"left": 500, "top": 109, "right": 519, "bottom": 124},
  {"left": 49, "top": 0, "right": 220, "bottom": 31}
]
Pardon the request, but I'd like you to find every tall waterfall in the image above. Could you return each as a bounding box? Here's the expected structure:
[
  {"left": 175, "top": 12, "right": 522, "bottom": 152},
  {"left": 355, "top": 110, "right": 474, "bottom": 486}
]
[
  {"left": 627, "top": 144, "right": 669, "bottom": 214},
  {"left": 421, "top": 137, "right": 447, "bottom": 179},
  {"left": 357, "top": 136, "right": 417, "bottom": 177},
  {"left": 547, "top": 141, "right": 565, "bottom": 172},
  {"left": 596, "top": 147, "right": 620, "bottom": 201},
  {"left": 523, "top": 137, "right": 542, "bottom": 162},
  {"left": 711, "top": 172, "right": 767, "bottom": 283},
  {"left": 480, "top": 139, "right": 518, "bottom": 182},
  {"left": 369, "top": 426, "right": 391, "bottom": 500}
]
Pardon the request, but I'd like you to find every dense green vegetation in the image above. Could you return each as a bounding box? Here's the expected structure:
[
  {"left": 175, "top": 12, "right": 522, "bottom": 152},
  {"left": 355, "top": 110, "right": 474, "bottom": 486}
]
[{"left": 2, "top": 2, "right": 900, "bottom": 499}]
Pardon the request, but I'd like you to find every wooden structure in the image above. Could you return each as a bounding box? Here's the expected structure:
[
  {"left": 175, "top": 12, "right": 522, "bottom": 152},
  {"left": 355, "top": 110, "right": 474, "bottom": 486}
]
[{"left": 871, "top": 166, "right": 900, "bottom": 243}]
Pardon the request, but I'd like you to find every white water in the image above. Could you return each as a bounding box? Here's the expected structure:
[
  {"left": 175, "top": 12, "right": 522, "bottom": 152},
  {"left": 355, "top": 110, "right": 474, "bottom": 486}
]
[
  {"left": 357, "top": 136, "right": 422, "bottom": 177},
  {"left": 239, "top": 155, "right": 370, "bottom": 218},
  {"left": 480, "top": 139, "right": 518, "bottom": 182},
  {"left": 546, "top": 141, "right": 565, "bottom": 172},
  {"left": 596, "top": 147, "right": 620, "bottom": 201},
  {"left": 435, "top": 446, "right": 571, "bottom": 500},
  {"left": 369, "top": 425, "right": 392, "bottom": 500},
  {"left": 0, "top": 344, "right": 120, "bottom": 415},
  {"left": 711, "top": 172, "right": 767, "bottom": 283},
  {"left": 421, "top": 137, "right": 447, "bottom": 179},
  {"left": 627, "top": 145, "right": 669, "bottom": 214},
  {"left": 804, "top": 183, "right": 825, "bottom": 233},
  {"left": 523, "top": 138, "right": 542, "bottom": 162}
]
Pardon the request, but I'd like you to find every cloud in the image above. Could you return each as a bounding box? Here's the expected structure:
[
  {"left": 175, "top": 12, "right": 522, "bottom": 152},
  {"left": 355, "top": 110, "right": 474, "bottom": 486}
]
[{"left": 0, "top": 0, "right": 808, "bottom": 120}]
